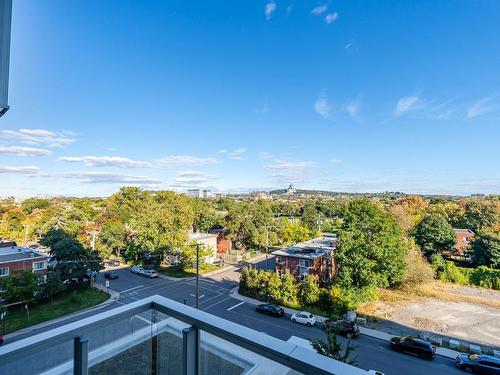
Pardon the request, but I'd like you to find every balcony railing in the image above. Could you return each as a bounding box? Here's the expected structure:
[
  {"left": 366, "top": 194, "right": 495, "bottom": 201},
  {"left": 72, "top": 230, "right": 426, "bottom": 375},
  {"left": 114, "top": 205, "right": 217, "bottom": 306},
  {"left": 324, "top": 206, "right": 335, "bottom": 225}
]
[{"left": 0, "top": 295, "right": 366, "bottom": 375}]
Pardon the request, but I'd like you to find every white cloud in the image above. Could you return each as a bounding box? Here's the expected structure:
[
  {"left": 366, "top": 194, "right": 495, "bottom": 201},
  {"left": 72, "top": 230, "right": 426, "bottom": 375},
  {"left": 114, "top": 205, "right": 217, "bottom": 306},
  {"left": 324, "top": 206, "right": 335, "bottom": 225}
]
[
  {"left": 330, "top": 159, "right": 343, "bottom": 164},
  {"left": 175, "top": 171, "right": 218, "bottom": 185},
  {"left": 395, "top": 96, "right": 420, "bottom": 116},
  {"left": 325, "top": 12, "right": 338, "bottom": 24},
  {"left": 467, "top": 95, "right": 498, "bottom": 119},
  {"left": 217, "top": 149, "right": 228, "bottom": 154},
  {"left": 0, "top": 128, "right": 76, "bottom": 148},
  {"left": 265, "top": 2, "right": 276, "bottom": 21},
  {"left": 258, "top": 151, "right": 274, "bottom": 159},
  {"left": 311, "top": 4, "right": 328, "bottom": 15},
  {"left": 58, "top": 171, "right": 161, "bottom": 185},
  {"left": 345, "top": 100, "right": 359, "bottom": 118},
  {"left": 0, "top": 146, "right": 51, "bottom": 157},
  {"left": 314, "top": 94, "right": 332, "bottom": 119},
  {"left": 156, "top": 155, "right": 219, "bottom": 168},
  {"left": 265, "top": 160, "right": 318, "bottom": 170},
  {"left": 228, "top": 148, "right": 248, "bottom": 160},
  {"left": 59, "top": 156, "right": 152, "bottom": 168},
  {"left": 0, "top": 166, "right": 40, "bottom": 175}
]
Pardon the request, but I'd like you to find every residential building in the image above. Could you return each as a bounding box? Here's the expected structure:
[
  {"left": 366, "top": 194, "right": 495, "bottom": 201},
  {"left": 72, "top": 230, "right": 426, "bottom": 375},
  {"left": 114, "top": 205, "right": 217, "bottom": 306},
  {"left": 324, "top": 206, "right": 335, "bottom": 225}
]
[
  {"left": 209, "top": 227, "right": 232, "bottom": 254},
  {"left": 0, "top": 241, "right": 48, "bottom": 281},
  {"left": 188, "top": 231, "right": 218, "bottom": 264},
  {"left": 186, "top": 188, "right": 212, "bottom": 198},
  {"left": 272, "top": 233, "right": 337, "bottom": 284},
  {"left": 453, "top": 228, "right": 475, "bottom": 256}
]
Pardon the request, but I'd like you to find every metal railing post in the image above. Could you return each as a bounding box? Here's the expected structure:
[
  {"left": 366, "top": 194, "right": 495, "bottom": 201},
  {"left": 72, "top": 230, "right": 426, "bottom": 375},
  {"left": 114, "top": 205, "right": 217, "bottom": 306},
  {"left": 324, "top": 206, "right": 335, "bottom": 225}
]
[
  {"left": 73, "top": 336, "right": 89, "bottom": 375},
  {"left": 182, "top": 326, "right": 200, "bottom": 375}
]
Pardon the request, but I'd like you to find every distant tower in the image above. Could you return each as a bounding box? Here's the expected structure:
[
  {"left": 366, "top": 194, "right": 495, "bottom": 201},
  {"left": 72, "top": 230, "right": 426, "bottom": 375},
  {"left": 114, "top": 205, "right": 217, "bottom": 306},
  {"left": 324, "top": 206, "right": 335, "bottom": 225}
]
[{"left": 286, "top": 184, "right": 296, "bottom": 195}]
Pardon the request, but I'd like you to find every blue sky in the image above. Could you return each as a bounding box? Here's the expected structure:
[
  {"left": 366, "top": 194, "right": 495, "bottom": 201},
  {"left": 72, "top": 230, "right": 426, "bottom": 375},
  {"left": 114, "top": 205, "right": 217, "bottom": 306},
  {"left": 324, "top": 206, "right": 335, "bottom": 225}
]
[{"left": 1, "top": 0, "right": 500, "bottom": 197}]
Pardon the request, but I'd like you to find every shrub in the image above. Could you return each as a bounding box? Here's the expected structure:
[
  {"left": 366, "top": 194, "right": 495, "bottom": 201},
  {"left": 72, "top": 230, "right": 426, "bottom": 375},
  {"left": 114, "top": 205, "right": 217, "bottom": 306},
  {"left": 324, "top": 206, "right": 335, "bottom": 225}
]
[
  {"left": 69, "top": 291, "right": 84, "bottom": 305},
  {"left": 469, "top": 266, "right": 500, "bottom": 289}
]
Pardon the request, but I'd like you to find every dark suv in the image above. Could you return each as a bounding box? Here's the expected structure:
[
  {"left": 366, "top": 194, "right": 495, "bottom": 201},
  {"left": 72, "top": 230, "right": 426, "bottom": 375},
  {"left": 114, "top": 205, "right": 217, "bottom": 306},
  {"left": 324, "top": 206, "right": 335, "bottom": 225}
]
[
  {"left": 323, "top": 319, "right": 361, "bottom": 338},
  {"left": 255, "top": 304, "right": 285, "bottom": 317},
  {"left": 456, "top": 354, "right": 500, "bottom": 374},
  {"left": 390, "top": 336, "right": 436, "bottom": 359}
]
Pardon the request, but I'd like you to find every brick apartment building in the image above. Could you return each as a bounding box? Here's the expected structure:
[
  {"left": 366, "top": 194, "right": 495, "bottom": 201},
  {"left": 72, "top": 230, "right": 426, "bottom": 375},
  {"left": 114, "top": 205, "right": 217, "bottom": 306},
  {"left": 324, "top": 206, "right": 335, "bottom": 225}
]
[
  {"left": 453, "top": 228, "right": 475, "bottom": 256},
  {"left": 272, "top": 234, "right": 336, "bottom": 285},
  {"left": 0, "top": 240, "right": 49, "bottom": 280}
]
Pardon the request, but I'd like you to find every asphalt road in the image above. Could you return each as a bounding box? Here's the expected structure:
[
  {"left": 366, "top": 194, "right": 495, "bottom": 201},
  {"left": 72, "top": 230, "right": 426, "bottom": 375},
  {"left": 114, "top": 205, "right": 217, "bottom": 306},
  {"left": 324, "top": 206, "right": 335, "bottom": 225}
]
[{"left": 8, "top": 266, "right": 465, "bottom": 375}]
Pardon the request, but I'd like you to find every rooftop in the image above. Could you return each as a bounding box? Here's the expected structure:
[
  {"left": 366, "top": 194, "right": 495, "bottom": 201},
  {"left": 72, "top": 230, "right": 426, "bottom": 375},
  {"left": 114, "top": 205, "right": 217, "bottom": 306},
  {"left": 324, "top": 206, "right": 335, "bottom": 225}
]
[
  {"left": 272, "top": 233, "right": 337, "bottom": 260},
  {"left": 189, "top": 232, "right": 218, "bottom": 241},
  {"left": 0, "top": 245, "right": 47, "bottom": 263}
]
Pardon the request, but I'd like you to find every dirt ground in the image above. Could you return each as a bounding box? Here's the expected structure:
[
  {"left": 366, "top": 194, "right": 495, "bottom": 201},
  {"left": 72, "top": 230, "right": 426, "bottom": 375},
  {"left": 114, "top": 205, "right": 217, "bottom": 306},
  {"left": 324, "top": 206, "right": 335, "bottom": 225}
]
[{"left": 359, "top": 282, "right": 500, "bottom": 348}]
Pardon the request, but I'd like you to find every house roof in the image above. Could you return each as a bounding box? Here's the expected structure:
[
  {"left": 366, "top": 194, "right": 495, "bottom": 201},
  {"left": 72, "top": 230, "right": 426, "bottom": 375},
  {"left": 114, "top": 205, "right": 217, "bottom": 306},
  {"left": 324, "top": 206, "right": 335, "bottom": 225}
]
[
  {"left": 0, "top": 246, "right": 48, "bottom": 264},
  {"left": 453, "top": 228, "right": 475, "bottom": 234},
  {"left": 272, "top": 234, "right": 337, "bottom": 260}
]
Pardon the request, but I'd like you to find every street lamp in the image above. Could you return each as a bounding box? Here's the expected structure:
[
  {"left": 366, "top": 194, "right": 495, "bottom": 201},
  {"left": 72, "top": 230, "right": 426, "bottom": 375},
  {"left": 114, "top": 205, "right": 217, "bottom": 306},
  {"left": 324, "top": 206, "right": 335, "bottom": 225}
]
[{"left": 0, "top": 0, "right": 12, "bottom": 117}]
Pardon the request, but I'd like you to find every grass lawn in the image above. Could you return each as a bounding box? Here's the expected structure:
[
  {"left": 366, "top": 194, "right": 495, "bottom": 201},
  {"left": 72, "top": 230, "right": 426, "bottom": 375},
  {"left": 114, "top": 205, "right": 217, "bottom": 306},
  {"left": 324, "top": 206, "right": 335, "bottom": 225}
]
[
  {"left": 2, "top": 288, "right": 109, "bottom": 335},
  {"left": 159, "top": 264, "right": 220, "bottom": 278}
]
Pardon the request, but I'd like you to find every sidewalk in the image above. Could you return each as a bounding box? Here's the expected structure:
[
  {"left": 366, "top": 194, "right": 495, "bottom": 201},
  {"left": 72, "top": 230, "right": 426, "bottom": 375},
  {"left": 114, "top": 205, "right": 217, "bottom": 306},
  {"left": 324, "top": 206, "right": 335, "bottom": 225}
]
[
  {"left": 230, "top": 287, "right": 461, "bottom": 360},
  {"left": 4, "top": 287, "right": 119, "bottom": 341}
]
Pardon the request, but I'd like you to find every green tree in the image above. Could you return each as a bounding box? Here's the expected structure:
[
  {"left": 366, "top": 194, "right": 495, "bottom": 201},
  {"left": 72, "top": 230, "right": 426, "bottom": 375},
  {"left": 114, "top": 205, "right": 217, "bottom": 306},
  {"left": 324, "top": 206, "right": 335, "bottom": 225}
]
[
  {"left": 472, "top": 231, "right": 500, "bottom": 269},
  {"left": 415, "top": 213, "right": 456, "bottom": 258},
  {"left": 21, "top": 198, "right": 50, "bottom": 214},
  {"left": 299, "top": 275, "right": 320, "bottom": 305},
  {"left": 3, "top": 271, "right": 41, "bottom": 303},
  {"left": 97, "top": 220, "right": 127, "bottom": 258},
  {"left": 459, "top": 200, "right": 499, "bottom": 232},
  {"left": 312, "top": 327, "right": 357, "bottom": 365},
  {"left": 302, "top": 201, "right": 320, "bottom": 232},
  {"left": 40, "top": 229, "right": 103, "bottom": 281},
  {"left": 42, "top": 271, "right": 66, "bottom": 302},
  {"left": 334, "top": 199, "right": 407, "bottom": 289}
]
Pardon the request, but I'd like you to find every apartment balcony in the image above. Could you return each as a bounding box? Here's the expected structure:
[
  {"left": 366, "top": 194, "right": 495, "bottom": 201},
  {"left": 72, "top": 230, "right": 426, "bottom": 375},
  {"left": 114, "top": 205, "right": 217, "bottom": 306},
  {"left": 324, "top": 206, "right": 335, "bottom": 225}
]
[{"left": 0, "top": 295, "right": 367, "bottom": 375}]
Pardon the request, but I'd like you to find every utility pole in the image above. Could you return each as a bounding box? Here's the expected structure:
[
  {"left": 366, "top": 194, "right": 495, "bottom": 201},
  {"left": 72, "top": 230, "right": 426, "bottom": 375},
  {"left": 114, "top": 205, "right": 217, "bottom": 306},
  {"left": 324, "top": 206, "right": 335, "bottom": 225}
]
[{"left": 265, "top": 227, "right": 269, "bottom": 270}]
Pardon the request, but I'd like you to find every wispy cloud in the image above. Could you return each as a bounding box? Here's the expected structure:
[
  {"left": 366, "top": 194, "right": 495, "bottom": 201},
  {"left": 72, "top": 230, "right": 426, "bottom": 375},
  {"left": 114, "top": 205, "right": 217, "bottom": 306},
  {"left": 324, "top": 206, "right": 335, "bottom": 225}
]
[
  {"left": 0, "top": 146, "right": 51, "bottom": 157},
  {"left": 265, "top": 2, "right": 277, "bottom": 21},
  {"left": 467, "top": 95, "right": 498, "bottom": 119},
  {"left": 0, "top": 128, "right": 76, "bottom": 148},
  {"left": 258, "top": 151, "right": 274, "bottom": 160},
  {"left": 314, "top": 93, "right": 332, "bottom": 119},
  {"left": 175, "top": 171, "right": 218, "bottom": 185},
  {"left": 217, "top": 149, "right": 228, "bottom": 154},
  {"left": 345, "top": 100, "right": 360, "bottom": 118},
  {"left": 311, "top": 4, "right": 328, "bottom": 15},
  {"left": 156, "top": 155, "right": 219, "bottom": 168},
  {"left": 59, "top": 156, "right": 152, "bottom": 168},
  {"left": 228, "top": 148, "right": 248, "bottom": 160},
  {"left": 265, "top": 160, "right": 319, "bottom": 185},
  {"left": 58, "top": 171, "right": 161, "bottom": 185},
  {"left": 0, "top": 166, "right": 41, "bottom": 175},
  {"left": 330, "top": 159, "right": 343, "bottom": 164},
  {"left": 395, "top": 96, "right": 421, "bottom": 116},
  {"left": 325, "top": 12, "right": 338, "bottom": 24}
]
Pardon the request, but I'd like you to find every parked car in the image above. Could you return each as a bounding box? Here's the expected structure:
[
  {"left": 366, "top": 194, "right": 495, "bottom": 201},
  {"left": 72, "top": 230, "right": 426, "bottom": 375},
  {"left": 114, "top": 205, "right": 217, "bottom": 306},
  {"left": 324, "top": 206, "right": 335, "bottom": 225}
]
[
  {"left": 390, "top": 336, "right": 436, "bottom": 359},
  {"left": 291, "top": 312, "right": 316, "bottom": 326},
  {"left": 131, "top": 266, "right": 144, "bottom": 275},
  {"left": 142, "top": 270, "right": 158, "bottom": 278},
  {"left": 105, "top": 259, "right": 120, "bottom": 267},
  {"left": 456, "top": 354, "right": 500, "bottom": 374},
  {"left": 323, "top": 319, "right": 361, "bottom": 338},
  {"left": 256, "top": 304, "right": 285, "bottom": 317},
  {"left": 104, "top": 272, "right": 119, "bottom": 279}
]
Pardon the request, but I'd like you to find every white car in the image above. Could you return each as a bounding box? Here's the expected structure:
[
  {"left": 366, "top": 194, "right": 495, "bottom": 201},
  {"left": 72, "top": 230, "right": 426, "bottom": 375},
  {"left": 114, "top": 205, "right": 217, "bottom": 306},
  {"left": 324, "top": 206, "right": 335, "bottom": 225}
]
[
  {"left": 143, "top": 270, "right": 158, "bottom": 278},
  {"left": 291, "top": 312, "right": 316, "bottom": 326}
]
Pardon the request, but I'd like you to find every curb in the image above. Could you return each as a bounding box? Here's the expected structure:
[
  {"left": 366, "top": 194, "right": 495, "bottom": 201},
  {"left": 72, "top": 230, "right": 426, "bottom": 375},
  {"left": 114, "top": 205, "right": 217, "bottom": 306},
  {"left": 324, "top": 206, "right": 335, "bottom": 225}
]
[{"left": 230, "top": 287, "right": 461, "bottom": 360}]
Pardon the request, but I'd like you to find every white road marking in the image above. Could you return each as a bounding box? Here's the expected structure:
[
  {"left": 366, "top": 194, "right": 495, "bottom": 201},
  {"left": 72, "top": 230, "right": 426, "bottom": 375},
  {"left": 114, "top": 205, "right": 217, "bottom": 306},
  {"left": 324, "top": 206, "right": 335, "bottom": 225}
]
[
  {"left": 190, "top": 294, "right": 205, "bottom": 298},
  {"left": 227, "top": 302, "right": 244, "bottom": 311},
  {"left": 202, "top": 297, "right": 233, "bottom": 310},
  {"left": 119, "top": 285, "right": 144, "bottom": 293},
  {"left": 200, "top": 279, "right": 215, "bottom": 284}
]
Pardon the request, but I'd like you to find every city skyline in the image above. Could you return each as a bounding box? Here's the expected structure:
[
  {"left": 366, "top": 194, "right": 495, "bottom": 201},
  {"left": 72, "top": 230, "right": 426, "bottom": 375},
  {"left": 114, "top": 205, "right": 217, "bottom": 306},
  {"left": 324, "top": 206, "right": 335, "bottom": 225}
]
[{"left": 1, "top": 0, "right": 500, "bottom": 197}]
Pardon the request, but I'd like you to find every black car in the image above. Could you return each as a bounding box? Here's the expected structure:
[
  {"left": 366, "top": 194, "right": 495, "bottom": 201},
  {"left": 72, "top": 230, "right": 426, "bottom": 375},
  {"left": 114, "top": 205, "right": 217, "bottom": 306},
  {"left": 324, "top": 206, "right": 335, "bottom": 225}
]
[
  {"left": 456, "top": 354, "right": 500, "bottom": 374},
  {"left": 323, "top": 319, "right": 361, "bottom": 338},
  {"left": 255, "top": 304, "right": 285, "bottom": 317},
  {"left": 390, "top": 336, "right": 436, "bottom": 359},
  {"left": 104, "top": 272, "right": 119, "bottom": 279}
]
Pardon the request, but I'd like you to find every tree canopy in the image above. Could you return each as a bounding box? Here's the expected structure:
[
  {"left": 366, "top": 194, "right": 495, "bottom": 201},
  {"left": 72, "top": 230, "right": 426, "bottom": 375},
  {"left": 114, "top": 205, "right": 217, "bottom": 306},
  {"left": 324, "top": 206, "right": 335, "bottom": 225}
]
[{"left": 414, "top": 213, "right": 456, "bottom": 258}]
